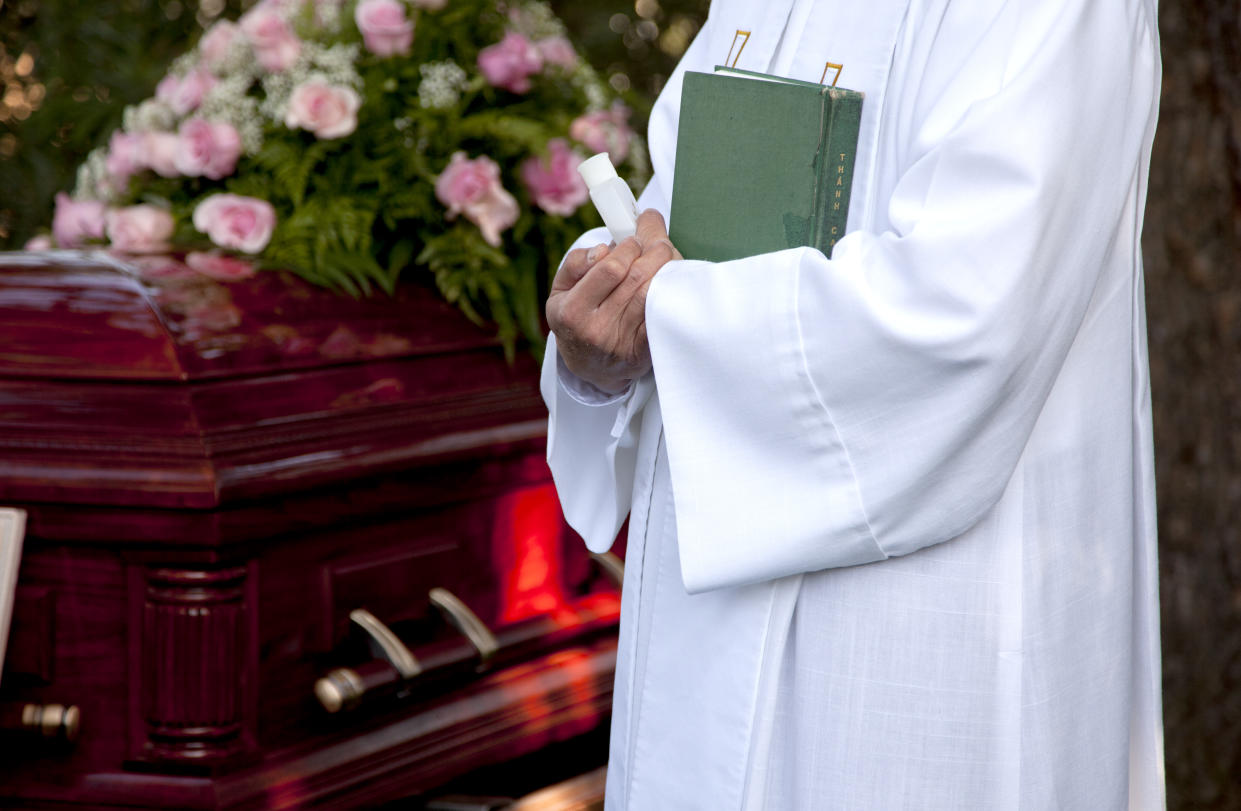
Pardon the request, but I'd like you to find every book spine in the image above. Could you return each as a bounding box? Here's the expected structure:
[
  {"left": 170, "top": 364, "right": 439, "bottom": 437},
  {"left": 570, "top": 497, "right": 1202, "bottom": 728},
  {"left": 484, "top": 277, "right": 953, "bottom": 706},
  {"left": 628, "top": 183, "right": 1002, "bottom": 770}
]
[{"left": 813, "top": 92, "right": 861, "bottom": 258}]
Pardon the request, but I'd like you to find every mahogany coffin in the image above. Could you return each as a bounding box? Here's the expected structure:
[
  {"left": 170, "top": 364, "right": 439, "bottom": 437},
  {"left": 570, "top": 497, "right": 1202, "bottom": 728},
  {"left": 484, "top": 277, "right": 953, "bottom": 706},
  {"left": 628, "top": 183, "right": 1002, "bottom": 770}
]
[{"left": 0, "top": 252, "right": 621, "bottom": 809}]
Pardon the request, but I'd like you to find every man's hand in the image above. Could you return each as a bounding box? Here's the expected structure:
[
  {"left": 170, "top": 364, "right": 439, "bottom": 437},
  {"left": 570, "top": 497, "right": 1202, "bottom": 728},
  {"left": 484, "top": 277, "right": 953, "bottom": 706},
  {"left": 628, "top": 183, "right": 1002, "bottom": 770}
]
[{"left": 546, "top": 210, "right": 683, "bottom": 394}]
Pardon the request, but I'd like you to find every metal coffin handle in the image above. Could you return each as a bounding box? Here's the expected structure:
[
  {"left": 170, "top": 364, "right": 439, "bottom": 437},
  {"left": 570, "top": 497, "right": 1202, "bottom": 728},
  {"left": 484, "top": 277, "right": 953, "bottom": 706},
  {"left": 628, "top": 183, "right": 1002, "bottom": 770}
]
[
  {"left": 589, "top": 552, "right": 624, "bottom": 590},
  {"left": 0, "top": 703, "right": 81, "bottom": 745},
  {"left": 348, "top": 608, "right": 422, "bottom": 679},
  {"left": 314, "top": 608, "right": 421, "bottom": 713},
  {"left": 429, "top": 587, "right": 499, "bottom": 668},
  {"left": 314, "top": 667, "right": 366, "bottom": 714}
]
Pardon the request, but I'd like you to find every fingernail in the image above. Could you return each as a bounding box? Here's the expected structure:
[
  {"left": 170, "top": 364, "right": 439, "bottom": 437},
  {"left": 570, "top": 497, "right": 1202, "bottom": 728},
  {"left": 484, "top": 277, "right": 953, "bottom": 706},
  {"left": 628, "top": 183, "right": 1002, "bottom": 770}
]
[{"left": 587, "top": 244, "right": 605, "bottom": 262}]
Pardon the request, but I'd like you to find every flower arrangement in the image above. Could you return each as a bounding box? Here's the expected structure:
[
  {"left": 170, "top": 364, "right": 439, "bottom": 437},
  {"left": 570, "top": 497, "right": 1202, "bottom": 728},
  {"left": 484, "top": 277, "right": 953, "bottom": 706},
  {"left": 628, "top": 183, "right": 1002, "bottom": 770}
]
[{"left": 35, "top": 0, "right": 645, "bottom": 353}]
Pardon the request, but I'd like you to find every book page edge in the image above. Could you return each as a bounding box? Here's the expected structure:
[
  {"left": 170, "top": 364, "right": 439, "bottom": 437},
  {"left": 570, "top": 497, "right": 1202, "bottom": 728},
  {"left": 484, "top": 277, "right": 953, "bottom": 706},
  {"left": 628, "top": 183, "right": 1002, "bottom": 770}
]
[{"left": 0, "top": 508, "right": 27, "bottom": 685}]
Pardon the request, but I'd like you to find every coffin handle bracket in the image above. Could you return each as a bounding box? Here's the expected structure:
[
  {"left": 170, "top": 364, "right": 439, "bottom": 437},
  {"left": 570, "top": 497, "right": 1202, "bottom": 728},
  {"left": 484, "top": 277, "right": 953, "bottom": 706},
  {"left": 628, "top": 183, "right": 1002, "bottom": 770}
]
[
  {"left": 348, "top": 607, "right": 422, "bottom": 679},
  {"left": 429, "top": 588, "right": 498, "bottom": 668}
]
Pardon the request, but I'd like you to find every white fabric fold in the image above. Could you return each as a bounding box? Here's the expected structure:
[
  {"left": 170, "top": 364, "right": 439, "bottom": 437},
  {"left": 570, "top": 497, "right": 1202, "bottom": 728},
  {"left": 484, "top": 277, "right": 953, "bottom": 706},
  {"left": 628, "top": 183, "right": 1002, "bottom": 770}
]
[{"left": 541, "top": 0, "right": 1164, "bottom": 806}]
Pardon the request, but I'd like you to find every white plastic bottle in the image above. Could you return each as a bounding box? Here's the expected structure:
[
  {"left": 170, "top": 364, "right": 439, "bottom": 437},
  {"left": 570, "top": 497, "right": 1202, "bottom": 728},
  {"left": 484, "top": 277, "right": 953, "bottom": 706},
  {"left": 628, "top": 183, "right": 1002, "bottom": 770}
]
[{"left": 577, "top": 153, "right": 639, "bottom": 242}]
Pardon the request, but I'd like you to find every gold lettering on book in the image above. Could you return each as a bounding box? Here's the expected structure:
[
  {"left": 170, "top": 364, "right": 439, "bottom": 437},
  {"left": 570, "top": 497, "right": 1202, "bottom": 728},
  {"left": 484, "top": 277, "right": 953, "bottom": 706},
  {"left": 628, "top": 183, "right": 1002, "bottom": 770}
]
[
  {"left": 726, "top": 31, "right": 752, "bottom": 68},
  {"left": 820, "top": 62, "right": 844, "bottom": 86},
  {"left": 830, "top": 148, "right": 848, "bottom": 225}
]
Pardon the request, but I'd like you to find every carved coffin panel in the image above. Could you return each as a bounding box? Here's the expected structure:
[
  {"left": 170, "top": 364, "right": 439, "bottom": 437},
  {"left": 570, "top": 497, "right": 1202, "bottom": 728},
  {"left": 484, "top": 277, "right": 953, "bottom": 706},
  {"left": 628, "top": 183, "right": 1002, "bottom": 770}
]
[{"left": 132, "top": 565, "right": 257, "bottom": 765}]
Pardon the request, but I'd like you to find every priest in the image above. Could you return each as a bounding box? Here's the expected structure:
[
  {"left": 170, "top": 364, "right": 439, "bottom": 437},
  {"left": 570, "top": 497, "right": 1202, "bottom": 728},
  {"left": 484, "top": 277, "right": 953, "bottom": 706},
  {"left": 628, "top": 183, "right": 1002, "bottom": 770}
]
[{"left": 543, "top": 0, "right": 1165, "bottom": 807}]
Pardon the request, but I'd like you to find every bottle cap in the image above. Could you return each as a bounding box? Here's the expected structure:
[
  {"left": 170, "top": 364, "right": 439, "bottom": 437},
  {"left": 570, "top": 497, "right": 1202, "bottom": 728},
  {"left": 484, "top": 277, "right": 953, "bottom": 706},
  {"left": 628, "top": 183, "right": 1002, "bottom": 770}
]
[{"left": 577, "top": 153, "right": 618, "bottom": 190}]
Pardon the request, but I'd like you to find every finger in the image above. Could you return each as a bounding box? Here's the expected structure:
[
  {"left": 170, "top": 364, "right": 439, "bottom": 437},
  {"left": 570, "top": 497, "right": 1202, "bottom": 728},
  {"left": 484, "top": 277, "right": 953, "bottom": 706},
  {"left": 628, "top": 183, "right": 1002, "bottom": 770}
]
[
  {"left": 551, "top": 247, "right": 591, "bottom": 293},
  {"left": 568, "top": 236, "right": 643, "bottom": 309},
  {"left": 609, "top": 234, "right": 679, "bottom": 307},
  {"left": 610, "top": 277, "right": 653, "bottom": 375},
  {"left": 558, "top": 243, "right": 613, "bottom": 291},
  {"left": 552, "top": 243, "right": 614, "bottom": 295},
  {"left": 635, "top": 209, "right": 684, "bottom": 262},
  {"left": 612, "top": 274, "right": 653, "bottom": 337},
  {"left": 594, "top": 250, "right": 656, "bottom": 324},
  {"left": 634, "top": 240, "right": 676, "bottom": 281},
  {"left": 634, "top": 209, "right": 670, "bottom": 248}
]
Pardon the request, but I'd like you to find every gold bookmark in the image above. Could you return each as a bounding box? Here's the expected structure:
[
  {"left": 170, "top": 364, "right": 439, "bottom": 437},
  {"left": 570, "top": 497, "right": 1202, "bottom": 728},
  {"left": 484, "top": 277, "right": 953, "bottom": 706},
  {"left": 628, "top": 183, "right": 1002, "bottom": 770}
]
[
  {"left": 726, "top": 30, "right": 752, "bottom": 68},
  {"left": 820, "top": 62, "right": 844, "bottom": 87}
]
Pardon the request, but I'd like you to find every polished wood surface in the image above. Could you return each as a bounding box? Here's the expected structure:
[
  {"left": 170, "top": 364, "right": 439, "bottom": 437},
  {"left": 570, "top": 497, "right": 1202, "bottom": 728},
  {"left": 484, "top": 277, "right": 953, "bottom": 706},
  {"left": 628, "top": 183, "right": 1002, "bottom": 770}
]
[
  {"left": 0, "top": 251, "right": 495, "bottom": 381},
  {"left": 0, "top": 252, "right": 618, "bottom": 809},
  {"left": 0, "top": 251, "right": 546, "bottom": 509}
]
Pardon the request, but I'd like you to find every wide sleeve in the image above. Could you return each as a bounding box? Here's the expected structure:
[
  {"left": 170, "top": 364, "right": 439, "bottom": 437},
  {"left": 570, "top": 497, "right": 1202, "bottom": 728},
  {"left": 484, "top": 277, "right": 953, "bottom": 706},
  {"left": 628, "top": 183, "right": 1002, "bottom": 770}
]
[
  {"left": 645, "top": 0, "right": 1161, "bottom": 592},
  {"left": 540, "top": 228, "right": 636, "bottom": 552},
  {"left": 540, "top": 15, "right": 719, "bottom": 551}
]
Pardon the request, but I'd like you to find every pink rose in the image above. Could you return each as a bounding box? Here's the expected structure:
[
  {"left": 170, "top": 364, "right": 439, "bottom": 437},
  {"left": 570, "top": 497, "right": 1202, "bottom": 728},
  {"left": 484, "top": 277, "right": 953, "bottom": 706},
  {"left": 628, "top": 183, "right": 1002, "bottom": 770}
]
[
  {"left": 155, "top": 69, "right": 216, "bottom": 116},
  {"left": 106, "top": 205, "right": 175, "bottom": 253},
  {"left": 24, "top": 234, "right": 53, "bottom": 251},
  {"left": 435, "top": 152, "right": 520, "bottom": 247},
  {"left": 143, "top": 132, "right": 182, "bottom": 178},
  {"left": 536, "top": 36, "right": 578, "bottom": 70},
  {"left": 478, "top": 32, "right": 543, "bottom": 94},
  {"left": 175, "top": 118, "right": 243, "bottom": 180},
  {"left": 52, "top": 193, "right": 107, "bottom": 248},
  {"left": 240, "top": 7, "right": 302, "bottom": 72},
  {"left": 285, "top": 79, "right": 361, "bottom": 139},
  {"left": 155, "top": 74, "right": 179, "bottom": 106},
  {"left": 105, "top": 131, "right": 145, "bottom": 187},
  {"left": 199, "top": 20, "right": 240, "bottom": 73},
  {"left": 192, "top": 194, "right": 277, "bottom": 254},
  {"left": 354, "top": 0, "right": 414, "bottom": 57},
  {"left": 186, "top": 251, "right": 257, "bottom": 281},
  {"left": 569, "top": 103, "right": 634, "bottom": 164},
  {"left": 521, "top": 139, "right": 589, "bottom": 216}
]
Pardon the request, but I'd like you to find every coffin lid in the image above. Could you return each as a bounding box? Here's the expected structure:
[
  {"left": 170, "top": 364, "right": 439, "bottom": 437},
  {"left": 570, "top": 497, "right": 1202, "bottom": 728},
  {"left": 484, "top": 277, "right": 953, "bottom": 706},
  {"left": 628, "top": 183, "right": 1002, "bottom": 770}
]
[
  {"left": 0, "top": 250, "right": 506, "bottom": 380},
  {"left": 0, "top": 251, "right": 548, "bottom": 511}
]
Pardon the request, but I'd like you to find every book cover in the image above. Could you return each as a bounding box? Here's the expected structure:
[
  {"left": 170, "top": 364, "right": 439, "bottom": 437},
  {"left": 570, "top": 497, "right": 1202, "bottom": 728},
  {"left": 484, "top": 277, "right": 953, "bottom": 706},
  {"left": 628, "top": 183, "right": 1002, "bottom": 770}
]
[{"left": 668, "top": 68, "right": 863, "bottom": 262}]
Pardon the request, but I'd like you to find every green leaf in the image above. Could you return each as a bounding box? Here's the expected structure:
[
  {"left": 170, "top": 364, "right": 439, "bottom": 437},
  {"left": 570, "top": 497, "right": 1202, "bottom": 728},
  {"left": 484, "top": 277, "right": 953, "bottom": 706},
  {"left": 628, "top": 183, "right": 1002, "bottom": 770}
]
[{"left": 458, "top": 111, "right": 554, "bottom": 155}]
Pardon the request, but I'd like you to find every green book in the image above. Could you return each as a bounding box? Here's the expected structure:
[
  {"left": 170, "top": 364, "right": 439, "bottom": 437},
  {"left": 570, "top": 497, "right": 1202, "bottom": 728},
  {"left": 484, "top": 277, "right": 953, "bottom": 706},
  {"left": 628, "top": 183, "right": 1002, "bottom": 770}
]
[{"left": 668, "top": 67, "right": 863, "bottom": 262}]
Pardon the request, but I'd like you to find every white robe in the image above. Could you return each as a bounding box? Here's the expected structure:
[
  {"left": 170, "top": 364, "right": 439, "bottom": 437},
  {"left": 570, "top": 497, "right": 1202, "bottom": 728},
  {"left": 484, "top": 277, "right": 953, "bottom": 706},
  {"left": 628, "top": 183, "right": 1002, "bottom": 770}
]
[{"left": 542, "top": 0, "right": 1165, "bottom": 807}]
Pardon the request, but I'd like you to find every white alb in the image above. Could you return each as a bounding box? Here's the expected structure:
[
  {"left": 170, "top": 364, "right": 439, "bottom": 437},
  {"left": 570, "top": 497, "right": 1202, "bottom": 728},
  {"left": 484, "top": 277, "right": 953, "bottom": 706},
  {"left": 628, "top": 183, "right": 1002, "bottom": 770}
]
[{"left": 543, "top": 0, "right": 1165, "bottom": 808}]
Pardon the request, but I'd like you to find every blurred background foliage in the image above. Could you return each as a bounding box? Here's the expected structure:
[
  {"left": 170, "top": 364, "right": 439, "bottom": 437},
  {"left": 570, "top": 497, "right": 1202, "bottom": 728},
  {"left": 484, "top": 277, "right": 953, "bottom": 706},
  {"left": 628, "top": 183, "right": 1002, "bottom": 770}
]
[
  {"left": 0, "top": 1, "right": 1238, "bottom": 808},
  {"left": 0, "top": 0, "right": 243, "bottom": 246}
]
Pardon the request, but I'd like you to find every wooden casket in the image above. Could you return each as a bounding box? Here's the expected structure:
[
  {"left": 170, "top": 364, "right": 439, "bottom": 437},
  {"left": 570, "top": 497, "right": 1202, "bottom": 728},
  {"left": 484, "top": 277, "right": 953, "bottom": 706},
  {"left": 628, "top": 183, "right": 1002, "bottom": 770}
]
[{"left": 0, "top": 251, "right": 621, "bottom": 809}]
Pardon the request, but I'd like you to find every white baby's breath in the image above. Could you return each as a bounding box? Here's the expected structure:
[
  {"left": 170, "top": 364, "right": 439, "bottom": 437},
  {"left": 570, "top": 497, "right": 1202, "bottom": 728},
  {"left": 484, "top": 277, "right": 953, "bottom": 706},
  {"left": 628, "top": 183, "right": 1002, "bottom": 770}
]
[
  {"left": 200, "top": 28, "right": 258, "bottom": 79},
  {"left": 312, "top": 0, "right": 345, "bottom": 32},
  {"left": 418, "top": 61, "right": 468, "bottom": 109},
  {"left": 307, "top": 42, "right": 362, "bottom": 88},
  {"left": 123, "top": 99, "right": 178, "bottom": 134},
  {"left": 73, "top": 147, "right": 119, "bottom": 203},
  {"left": 508, "top": 1, "right": 566, "bottom": 40},
  {"left": 168, "top": 51, "right": 199, "bottom": 79},
  {"left": 200, "top": 76, "right": 265, "bottom": 154}
]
